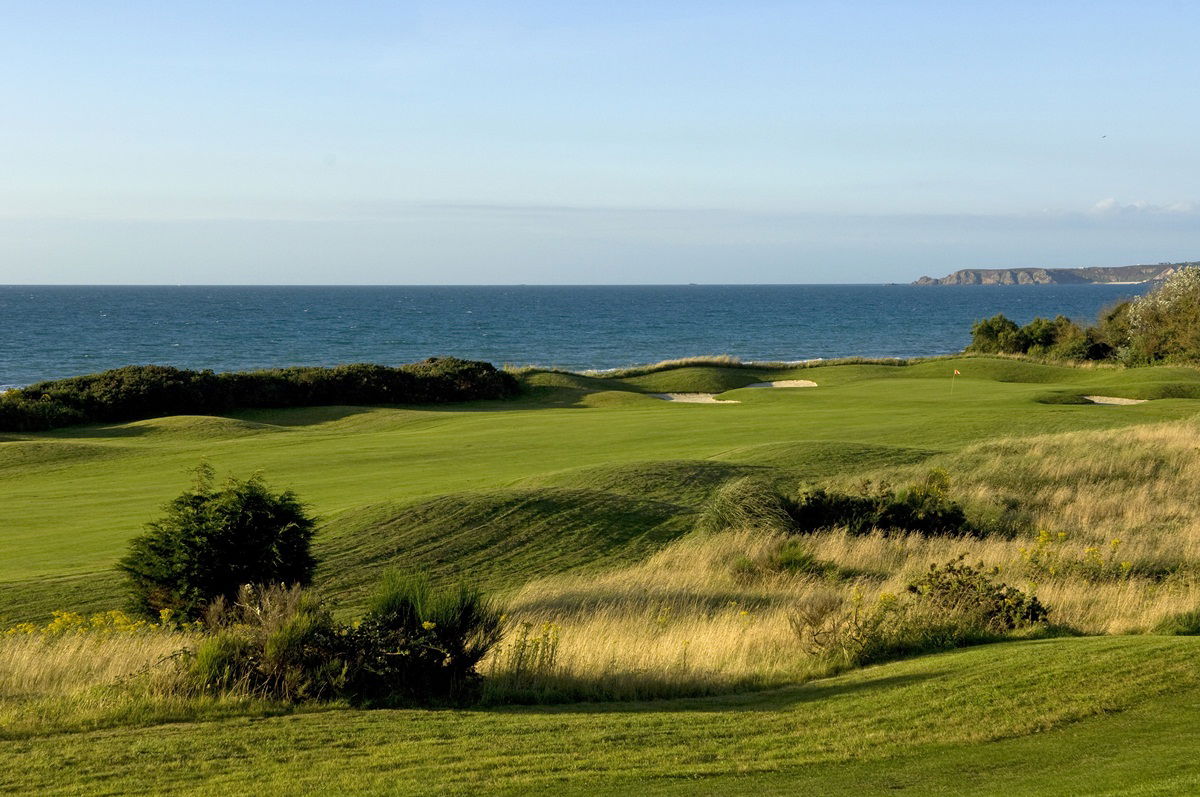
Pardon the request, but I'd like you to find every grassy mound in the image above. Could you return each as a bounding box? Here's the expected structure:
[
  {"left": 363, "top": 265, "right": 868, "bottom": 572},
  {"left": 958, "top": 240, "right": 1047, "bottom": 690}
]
[
  {"left": 616, "top": 366, "right": 768, "bottom": 394},
  {"left": 315, "top": 487, "right": 695, "bottom": 610},
  {"left": 0, "top": 441, "right": 122, "bottom": 472},
  {"left": 523, "top": 460, "right": 766, "bottom": 506},
  {"left": 91, "top": 415, "right": 286, "bottom": 440},
  {"left": 714, "top": 440, "right": 939, "bottom": 474}
]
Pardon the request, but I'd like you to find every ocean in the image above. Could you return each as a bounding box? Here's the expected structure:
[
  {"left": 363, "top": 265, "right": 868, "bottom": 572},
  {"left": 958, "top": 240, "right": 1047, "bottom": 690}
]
[{"left": 0, "top": 284, "right": 1149, "bottom": 387}]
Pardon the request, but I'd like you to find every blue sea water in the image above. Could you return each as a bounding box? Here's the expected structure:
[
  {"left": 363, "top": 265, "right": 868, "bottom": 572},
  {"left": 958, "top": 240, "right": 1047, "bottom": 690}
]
[{"left": 0, "top": 284, "right": 1150, "bottom": 387}]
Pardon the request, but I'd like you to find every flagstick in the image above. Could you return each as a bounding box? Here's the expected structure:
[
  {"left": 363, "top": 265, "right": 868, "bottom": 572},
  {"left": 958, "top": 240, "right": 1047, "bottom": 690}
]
[{"left": 950, "top": 372, "right": 957, "bottom": 396}]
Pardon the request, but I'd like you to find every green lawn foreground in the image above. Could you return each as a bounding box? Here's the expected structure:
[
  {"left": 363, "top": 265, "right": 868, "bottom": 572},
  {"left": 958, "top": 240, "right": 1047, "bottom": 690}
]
[{"left": 1, "top": 636, "right": 1196, "bottom": 795}]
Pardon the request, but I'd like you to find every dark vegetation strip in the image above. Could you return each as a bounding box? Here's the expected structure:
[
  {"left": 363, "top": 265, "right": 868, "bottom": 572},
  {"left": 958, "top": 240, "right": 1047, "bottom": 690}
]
[
  {"left": 967, "top": 266, "right": 1200, "bottom": 365},
  {"left": 0, "top": 357, "right": 519, "bottom": 432}
]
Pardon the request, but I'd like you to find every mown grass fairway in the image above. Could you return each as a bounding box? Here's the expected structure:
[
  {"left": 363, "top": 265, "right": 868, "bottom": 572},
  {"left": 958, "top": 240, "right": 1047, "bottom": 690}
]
[
  {"left": 4, "top": 358, "right": 1199, "bottom": 594},
  {"left": 5, "top": 356, "right": 1200, "bottom": 794}
]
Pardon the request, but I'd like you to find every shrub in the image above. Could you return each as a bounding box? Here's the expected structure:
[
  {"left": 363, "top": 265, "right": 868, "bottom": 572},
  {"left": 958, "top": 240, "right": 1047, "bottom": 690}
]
[
  {"left": 696, "top": 477, "right": 795, "bottom": 534},
  {"left": 118, "top": 467, "right": 317, "bottom": 620},
  {"left": 699, "top": 471, "right": 976, "bottom": 537},
  {"left": 188, "top": 577, "right": 503, "bottom": 706},
  {"left": 787, "top": 470, "right": 977, "bottom": 537},
  {"left": 907, "top": 555, "right": 1048, "bottom": 630},
  {"left": 786, "top": 487, "right": 880, "bottom": 534},
  {"left": 0, "top": 357, "right": 519, "bottom": 432},
  {"left": 342, "top": 573, "right": 503, "bottom": 706},
  {"left": 791, "top": 558, "right": 1049, "bottom": 666},
  {"left": 962, "top": 267, "right": 1200, "bottom": 364},
  {"left": 876, "top": 470, "right": 971, "bottom": 535},
  {"left": 966, "top": 314, "right": 1022, "bottom": 354},
  {"left": 1019, "top": 530, "right": 1133, "bottom": 582},
  {"left": 193, "top": 584, "right": 345, "bottom": 701},
  {"left": 966, "top": 314, "right": 1093, "bottom": 358},
  {"left": 1123, "top": 268, "right": 1200, "bottom": 363}
]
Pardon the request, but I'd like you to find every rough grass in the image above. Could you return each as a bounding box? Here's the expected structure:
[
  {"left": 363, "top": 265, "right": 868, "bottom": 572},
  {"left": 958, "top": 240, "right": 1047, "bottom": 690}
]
[
  {"left": 480, "top": 415, "right": 1200, "bottom": 694},
  {"left": 486, "top": 527, "right": 1076, "bottom": 701},
  {"left": 0, "top": 627, "right": 295, "bottom": 740}
]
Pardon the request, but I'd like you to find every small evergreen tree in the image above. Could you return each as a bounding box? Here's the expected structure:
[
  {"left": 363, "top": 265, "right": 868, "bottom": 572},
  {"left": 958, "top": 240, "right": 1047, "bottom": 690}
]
[{"left": 118, "top": 466, "right": 317, "bottom": 619}]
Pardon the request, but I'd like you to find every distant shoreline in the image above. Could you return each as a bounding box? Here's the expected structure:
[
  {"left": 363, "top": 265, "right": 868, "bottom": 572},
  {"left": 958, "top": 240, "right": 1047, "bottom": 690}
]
[{"left": 914, "top": 261, "right": 1195, "bottom": 286}]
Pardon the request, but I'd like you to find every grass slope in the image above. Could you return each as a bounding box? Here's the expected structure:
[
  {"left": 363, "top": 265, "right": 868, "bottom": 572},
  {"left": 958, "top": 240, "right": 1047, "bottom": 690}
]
[
  {"left": 315, "top": 487, "right": 692, "bottom": 610},
  {"left": 1, "top": 636, "right": 1196, "bottom": 795}
]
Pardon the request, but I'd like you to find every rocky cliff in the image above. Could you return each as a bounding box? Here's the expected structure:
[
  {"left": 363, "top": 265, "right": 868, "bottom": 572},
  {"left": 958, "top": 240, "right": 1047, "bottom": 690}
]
[{"left": 913, "top": 262, "right": 1195, "bottom": 286}]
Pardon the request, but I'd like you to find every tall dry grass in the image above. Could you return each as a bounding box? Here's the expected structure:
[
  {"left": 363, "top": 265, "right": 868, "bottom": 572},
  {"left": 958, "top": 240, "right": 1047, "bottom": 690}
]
[
  {"left": 0, "top": 615, "right": 285, "bottom": 739},
  {"left": 0, "top": 630, "right": 185, "bottom": 698},
  {"left": 484, "top": 530, "right": 843, "bottom": 701},
  {"left": 891, "top": 418, "right": 1200, "bottom": 557}
]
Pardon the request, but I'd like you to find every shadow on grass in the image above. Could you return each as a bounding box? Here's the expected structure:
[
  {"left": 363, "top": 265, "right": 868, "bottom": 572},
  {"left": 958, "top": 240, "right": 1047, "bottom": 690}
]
[
  {"left": 477, "top": 670, "right": 945, "bottom": 715},
  {"left": 509, "top": 588, "right": 791, "bottom": 617},
  {"left": 44, "top": 405, "right": 377, "bottom": 437}
]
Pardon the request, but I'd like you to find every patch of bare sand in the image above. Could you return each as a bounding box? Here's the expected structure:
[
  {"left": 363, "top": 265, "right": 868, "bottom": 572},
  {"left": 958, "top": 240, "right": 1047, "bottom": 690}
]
[
  {"left": 746, "top": 380, "right": 818, "bottom": 388},
  {"left": 650, "top": 393, "right": 740, "bottom": 404},
  {"left": 1084, "top": 395, "right": 1148, "bottom": 405}
]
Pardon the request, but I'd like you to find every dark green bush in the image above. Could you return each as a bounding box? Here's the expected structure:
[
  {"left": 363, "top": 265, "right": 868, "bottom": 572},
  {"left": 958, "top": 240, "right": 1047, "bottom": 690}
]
[
  {"left": 769, "top": 542, "right": 839, "bottom": 577},
  {"left": 341, "top": 573, "right": 503, "bottom": 706},
  {"left": 966, "top": 314, "right": 1023, "bottom": 354},
  {"left": 962, "top": 268, "right": 1200, "bottom": 364},
  {"left": 118, "top": 468, "right": 317, "bottom": 620},
  {"left": 966, "top": 313, "right": 1095, "bottom": 358},
  {"left": 787, "top": 471, "right": 976, "bottom": 537},
  {"left": 192, "top": 584, "right": 344, "bottom": 701},
  {"left": 0, "top": 357, "right": 519, "bottom": 432},
  {"left": 698, "top": 471, "right": 977, "bottom": 537},
  {"left": 189, "top": 577, "right": 502, "bottom": 706},
  {"left": 792, "top": 557, "right": 1050, "bottom": 667},
  {"left": 785, "top": 488, "right": 880, "bottom": 534},
  {"left": 907, "top": 555, "right": 1048, "bottom": 630}
]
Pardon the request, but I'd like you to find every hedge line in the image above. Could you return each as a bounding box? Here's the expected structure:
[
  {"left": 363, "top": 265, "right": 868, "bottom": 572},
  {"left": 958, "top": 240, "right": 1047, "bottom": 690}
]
[{"left": 0, "top": 357, "right": 520, "bottom": 432}]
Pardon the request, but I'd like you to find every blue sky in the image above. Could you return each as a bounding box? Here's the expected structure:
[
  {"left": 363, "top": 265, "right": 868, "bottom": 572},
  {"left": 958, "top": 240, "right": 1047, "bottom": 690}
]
[{"left": 2, "top": 1, "right": 1198, "bottom": 283}]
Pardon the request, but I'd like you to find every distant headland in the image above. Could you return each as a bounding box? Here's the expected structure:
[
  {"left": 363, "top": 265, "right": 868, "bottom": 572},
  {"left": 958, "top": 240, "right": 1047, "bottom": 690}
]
[{"left": 913, "top": 261, "right": 1198, "bottom": 286}]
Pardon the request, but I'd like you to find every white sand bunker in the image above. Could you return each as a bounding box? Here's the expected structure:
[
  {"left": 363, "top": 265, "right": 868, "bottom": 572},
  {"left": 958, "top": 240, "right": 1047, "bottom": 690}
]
[
  {"left": 650, "top": 393, "right": 740, "bottom": 404},
  {"left": 1084, "top": 395, "right": 1148, "bottom": 405},
  {"left": 746, "top": 379, "right": 818, "bottom": 388}
]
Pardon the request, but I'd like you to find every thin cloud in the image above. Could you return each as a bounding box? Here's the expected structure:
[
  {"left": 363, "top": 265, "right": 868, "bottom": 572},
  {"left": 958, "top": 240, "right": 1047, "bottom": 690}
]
[{"left": 1090, "top": 198, "right": 1199, "bottom": 216}]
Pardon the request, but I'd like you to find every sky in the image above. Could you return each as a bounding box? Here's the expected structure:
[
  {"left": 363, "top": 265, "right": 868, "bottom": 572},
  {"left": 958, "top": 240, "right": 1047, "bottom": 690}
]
[{"left": 2, "top": 1, "right": 1198, "bottom": 284}]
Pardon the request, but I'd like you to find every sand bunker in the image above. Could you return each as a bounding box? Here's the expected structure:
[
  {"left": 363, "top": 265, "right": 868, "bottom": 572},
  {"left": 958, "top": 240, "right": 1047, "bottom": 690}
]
[
  {"left": 650, "top": 393, "right": 740, "bottom": 404},
  {"left": 1084, "top": 395, "right": 1148, "bottom": 405},
  {"left": 746, "top": 379, "right": 818, "bottom": 388}
]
